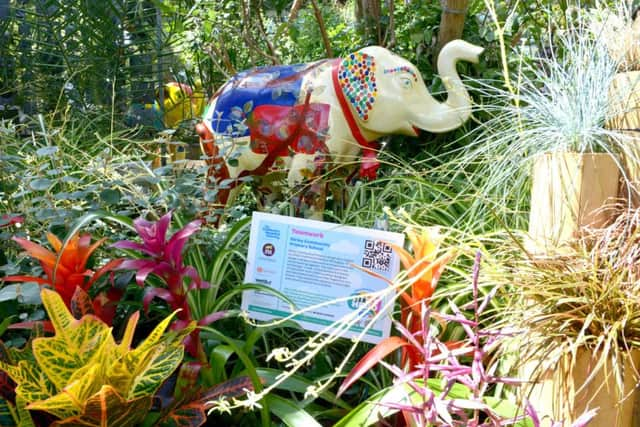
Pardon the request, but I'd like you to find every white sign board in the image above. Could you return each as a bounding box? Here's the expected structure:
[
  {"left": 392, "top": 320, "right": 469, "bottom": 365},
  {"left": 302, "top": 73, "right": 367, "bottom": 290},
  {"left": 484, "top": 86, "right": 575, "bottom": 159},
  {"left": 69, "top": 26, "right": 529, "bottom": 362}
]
[{"left": 241, "top": 212, "right": 404, "bottom": 344}]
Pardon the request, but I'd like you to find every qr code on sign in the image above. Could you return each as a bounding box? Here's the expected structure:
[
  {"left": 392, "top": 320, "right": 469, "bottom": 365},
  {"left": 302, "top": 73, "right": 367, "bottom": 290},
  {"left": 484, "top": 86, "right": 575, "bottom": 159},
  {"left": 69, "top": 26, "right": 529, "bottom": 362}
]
[{"left": 362, "top": 240, "right": 392, "bottom": 272}]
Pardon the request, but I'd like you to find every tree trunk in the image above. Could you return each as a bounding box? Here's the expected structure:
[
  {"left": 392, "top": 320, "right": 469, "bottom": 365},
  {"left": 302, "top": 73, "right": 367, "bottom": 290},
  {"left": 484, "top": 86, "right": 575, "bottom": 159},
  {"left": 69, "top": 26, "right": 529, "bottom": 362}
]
[
  {"left": 435, "top": 0, "right": 469, "bottom": 60},
  {"left": 354, "top": 0, "right": 382, "bottom": 45}
]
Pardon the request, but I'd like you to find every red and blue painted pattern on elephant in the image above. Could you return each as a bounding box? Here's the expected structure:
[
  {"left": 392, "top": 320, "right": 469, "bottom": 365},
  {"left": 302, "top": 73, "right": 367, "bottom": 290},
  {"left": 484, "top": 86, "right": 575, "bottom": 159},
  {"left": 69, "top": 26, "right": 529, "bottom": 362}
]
[{"left": 207, "top": 61, "right": 332, "bottom": 159}]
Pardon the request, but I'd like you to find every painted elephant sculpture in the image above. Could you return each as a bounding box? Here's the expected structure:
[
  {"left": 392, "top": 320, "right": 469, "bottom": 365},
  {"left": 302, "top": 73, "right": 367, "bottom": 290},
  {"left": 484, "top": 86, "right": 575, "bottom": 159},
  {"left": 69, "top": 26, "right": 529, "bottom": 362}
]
[{"left": 196, "top": 39, "right": 483, "bottom": 220}]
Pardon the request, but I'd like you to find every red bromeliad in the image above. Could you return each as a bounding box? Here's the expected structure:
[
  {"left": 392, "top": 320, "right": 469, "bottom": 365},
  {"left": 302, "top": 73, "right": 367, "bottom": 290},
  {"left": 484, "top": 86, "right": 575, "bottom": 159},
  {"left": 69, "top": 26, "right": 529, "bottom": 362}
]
[
  {"left": 339, "top": 227, "right": 456, "bottom": 397},
  {"left": 112, "top": 211, "right": 225, "bottom": 360},
  {"left": 2, "top": 233, "right": 123, "bottom": 325},
  {"left": 388, "top": 227, "right": 455, "bottom": 369}
]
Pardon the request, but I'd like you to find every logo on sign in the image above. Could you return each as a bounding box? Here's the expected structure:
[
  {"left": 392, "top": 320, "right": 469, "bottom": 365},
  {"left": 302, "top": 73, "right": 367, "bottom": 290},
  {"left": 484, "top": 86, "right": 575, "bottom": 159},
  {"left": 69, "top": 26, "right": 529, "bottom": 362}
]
[
  {"left": 348, "top": 289, "right": 380, "bottom": 314},
  {"left": 262, "top": 243, "right": 275, "bottom": 256}
]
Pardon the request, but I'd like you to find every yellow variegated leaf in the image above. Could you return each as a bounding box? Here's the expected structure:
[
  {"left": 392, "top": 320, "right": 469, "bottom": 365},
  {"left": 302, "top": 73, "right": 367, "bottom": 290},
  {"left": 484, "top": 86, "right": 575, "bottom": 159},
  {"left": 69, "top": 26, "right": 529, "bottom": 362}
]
[
  {"left": 2, "top": 360, "right": 55, "bottom": 404},
  {"left": 132, "top": 310, "right": 179, "bottom": 355},
  {"left": 108, "top": 318, "right": 193, "bottom": 400},
  {"left": 117, "top": 312, "right": 140, "bottom": 354},
  {"left": 0, "top": 359, "right": 23, "bottom": 385},
  {"left": 41, "top": 289, "right": 74, "bottom": 338},
  {"left": 128, "top": 344, "right": 184, "bottom": 400},
  {"left": 27, "top": 364, "right": 103, "bottom": 420},
  {"left": 51, "top": 385, "right": 151, "bottom": 427},
  {"left": 15, "top": 395, "right": 36, "bottom": 427},
  {"left": 33, "top": 323, "right": 112, "bottom": 391}
]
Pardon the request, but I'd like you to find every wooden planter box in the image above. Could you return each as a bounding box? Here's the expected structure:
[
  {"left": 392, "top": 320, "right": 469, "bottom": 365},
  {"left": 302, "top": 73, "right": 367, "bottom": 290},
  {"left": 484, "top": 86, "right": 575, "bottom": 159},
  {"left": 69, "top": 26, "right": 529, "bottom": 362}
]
[
  {"left": 527, "top": 152, "right": 620, "bottom": 254},
  {"left": 608, "top": 71, "right": 640, "bottom": 207},
  {"left": 521, "top": 349, "right": 640, "bottom": 426}
]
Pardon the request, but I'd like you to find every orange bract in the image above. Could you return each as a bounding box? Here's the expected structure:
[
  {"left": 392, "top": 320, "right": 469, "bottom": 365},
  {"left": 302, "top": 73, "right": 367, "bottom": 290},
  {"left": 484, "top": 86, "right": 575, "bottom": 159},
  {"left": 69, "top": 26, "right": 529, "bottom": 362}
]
[
  {"left": 4, "top": 233, "right": 115, "bottom": 309},
  {"left": 389, "top": 227, "right": 453, "bottom": 311}
]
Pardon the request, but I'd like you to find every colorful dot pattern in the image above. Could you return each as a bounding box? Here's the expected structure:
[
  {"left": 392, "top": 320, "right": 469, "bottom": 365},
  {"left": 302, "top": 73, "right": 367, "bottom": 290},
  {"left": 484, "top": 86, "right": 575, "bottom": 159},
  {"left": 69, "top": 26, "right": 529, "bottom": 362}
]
[
  {"left": 383, "top": 66, "right": 418, "bottom": 82},
  {"left": 338, "top": 53, "right": 377, "bottom": 121}
]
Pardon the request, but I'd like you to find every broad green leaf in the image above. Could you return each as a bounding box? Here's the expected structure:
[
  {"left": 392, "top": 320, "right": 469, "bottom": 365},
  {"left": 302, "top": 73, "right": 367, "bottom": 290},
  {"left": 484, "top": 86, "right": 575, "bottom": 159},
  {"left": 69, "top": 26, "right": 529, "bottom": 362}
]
[
  {"left": 51, "top": 385, "right": 151, "bottom": 427},
  {"left": 266, "top": 394, "right": 323, "bottom": 427},
  {"left": 99, "top": 189, "right": 121, "bottom": 205},
  {"left": 29, "top": 178, "right": 53, "bottom": 191},
  {"left": 36, "top": 146, "right": 58, "bottom": 157},
  {"left": 484, "top": 396, "right": 533, "bottom": 427},
  {"left": 0, "top": 283, "right": 41, "bottom": 304},
  {"left": 256, "top": 368, "right": 350, "bottom": 410},
  {"left": 334, "top": 379, "right": 470, "bottom": 427}
]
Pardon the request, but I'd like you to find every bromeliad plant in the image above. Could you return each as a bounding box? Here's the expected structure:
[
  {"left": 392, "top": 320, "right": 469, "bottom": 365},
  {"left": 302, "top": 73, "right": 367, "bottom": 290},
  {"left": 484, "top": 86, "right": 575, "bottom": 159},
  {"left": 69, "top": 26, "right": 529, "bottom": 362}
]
[
  {"left": 2, "top": 232, "right": 123, "bottom": 325},
  {"left": 334, "top": 253, "right": 598, "bottom": 427},
  {"left": 112, "top": 211, "right": 225, "bottom": 361},
  {"left": 338, "top": 226, "right": 455, "bottom": 396}
]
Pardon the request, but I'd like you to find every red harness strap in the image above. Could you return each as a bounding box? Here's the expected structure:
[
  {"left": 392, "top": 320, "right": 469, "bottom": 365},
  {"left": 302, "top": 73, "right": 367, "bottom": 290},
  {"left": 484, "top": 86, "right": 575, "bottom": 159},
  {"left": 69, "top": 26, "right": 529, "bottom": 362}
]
[{"left": 331, "top": 59, "right": 380, "bottom": 180}]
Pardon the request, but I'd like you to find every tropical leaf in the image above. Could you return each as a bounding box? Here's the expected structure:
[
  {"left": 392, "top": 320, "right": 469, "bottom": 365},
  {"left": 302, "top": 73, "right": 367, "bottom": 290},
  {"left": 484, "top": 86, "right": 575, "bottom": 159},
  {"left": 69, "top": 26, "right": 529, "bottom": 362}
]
[
  {"left": 51, "top": 385, "right": 151, "bottom": 427},
  {"left": 265, "top": 394, "right": 322, "bottom": 427},
  {"left": 200, "top": 376, "right": 254, "bottom": 404},
  {"left": 15, "top": 395, "right": 36, "bottom": 427},
  {"left": 109, "top": 312, "right": 192, "bottom": 401},
  {"left": 158, "top": 402, "right": 206, "bottom": 427},
  {"left": 129, "top": 345, "right": 186, "bottom": 400},
  {"left": 0, "top": 289, "right": 190, "bottom": 425},
  {"left": 337, "top": 336, "right": 409, "bottom": 398},
  {"left": 0, "top": 397, "right": 17, "bottom": 427},
  {"left": 28, "top": 364, "right": 103, "bottom": 419},
  {"left": 156, "top": 374, "right": 253, "bottom": 427},
  {"left": 33, "top": 290, "right": 113, "bottom": 391},
  {"left": 0, "top": 360, "right": 54, "bottom": 405}
]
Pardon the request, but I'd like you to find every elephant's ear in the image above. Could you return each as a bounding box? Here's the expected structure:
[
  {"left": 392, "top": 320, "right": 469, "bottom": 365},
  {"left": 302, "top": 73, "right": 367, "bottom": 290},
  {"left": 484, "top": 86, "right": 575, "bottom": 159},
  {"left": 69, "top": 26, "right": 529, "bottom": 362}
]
[{"left": 338, "top": 52, "right": 378, "bottom": 122}]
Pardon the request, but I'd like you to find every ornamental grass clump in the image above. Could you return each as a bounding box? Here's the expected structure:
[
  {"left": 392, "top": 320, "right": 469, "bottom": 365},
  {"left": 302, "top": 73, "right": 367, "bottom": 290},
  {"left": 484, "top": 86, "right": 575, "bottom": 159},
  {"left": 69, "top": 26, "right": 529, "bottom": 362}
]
[
  {"left": 498, "top": 206, "right": 640, "bottom": 396},
  {"left": 455, "top": 19, "right": 638, "bottom": 217}
]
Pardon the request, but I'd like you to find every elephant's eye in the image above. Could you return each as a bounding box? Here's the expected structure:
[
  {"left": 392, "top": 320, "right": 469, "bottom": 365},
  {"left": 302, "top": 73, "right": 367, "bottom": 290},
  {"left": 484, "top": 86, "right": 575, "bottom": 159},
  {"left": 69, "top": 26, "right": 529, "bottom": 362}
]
[{"left": 400, "top": 77, "right": 413, "bottom": 90}]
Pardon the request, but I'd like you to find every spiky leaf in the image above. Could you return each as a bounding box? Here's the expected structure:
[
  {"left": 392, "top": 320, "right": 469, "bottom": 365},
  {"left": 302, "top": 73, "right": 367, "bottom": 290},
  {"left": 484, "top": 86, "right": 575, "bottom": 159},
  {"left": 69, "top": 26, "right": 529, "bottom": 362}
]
[{"left": 51, "top": 385, "right": 151, "bottom": 427}]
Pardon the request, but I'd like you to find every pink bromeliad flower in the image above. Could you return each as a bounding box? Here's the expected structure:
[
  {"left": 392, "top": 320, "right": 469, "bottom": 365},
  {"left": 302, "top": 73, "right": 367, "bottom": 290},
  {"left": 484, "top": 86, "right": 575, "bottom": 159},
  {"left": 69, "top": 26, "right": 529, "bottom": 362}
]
[{"left": 113, "top": 211, "right": 225, "bottom": 360}]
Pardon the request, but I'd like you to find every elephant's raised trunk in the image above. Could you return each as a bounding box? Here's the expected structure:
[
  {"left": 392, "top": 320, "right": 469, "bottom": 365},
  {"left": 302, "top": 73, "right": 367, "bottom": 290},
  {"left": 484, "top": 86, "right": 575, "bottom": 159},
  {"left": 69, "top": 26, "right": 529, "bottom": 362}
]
[{"left": 412, "top": 40, "right": 483, "bottom": 133}]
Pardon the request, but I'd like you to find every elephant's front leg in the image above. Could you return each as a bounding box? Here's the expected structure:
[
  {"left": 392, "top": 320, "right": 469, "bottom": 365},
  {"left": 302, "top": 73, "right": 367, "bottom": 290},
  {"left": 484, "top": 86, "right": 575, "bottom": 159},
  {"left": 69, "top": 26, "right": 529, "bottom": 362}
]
[{"left": 288, "top": 153, "right": 328, "bottom": 220}]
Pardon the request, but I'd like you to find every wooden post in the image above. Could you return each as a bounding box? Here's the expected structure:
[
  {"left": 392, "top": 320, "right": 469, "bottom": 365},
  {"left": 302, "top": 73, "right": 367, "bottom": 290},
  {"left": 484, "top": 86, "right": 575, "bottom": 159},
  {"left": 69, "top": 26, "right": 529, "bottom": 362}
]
[
  {"left": 522, "top": 349, "right": 640, "bottom": 426},
  {"left": 527, "top": 153, "right": 620, "bottom": 255},
  {"left": 435, "top": 0, "right": 469, "bottom": 61}
]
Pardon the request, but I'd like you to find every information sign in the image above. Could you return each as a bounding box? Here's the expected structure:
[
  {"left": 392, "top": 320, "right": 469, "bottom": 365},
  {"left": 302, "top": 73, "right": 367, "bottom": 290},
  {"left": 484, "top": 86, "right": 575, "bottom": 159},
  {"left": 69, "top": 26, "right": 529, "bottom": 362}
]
[{"left": 241, "top": 212, "right": 404, "bottom": 344}]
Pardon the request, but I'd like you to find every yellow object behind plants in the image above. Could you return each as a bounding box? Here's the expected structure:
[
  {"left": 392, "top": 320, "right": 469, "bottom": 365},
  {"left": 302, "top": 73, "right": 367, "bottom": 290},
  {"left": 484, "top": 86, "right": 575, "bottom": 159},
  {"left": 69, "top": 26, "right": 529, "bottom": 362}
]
[{"left": 0, "top": 289, "right": 194, "bottom": 426}]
